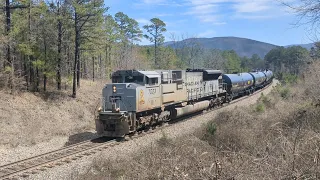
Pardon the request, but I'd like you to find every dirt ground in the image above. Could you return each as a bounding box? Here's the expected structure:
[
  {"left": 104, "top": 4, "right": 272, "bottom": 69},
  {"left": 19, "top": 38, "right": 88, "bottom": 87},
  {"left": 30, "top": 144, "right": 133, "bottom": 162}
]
[{"left": 0, "top": 80, "right": 106, "bottom": 148}]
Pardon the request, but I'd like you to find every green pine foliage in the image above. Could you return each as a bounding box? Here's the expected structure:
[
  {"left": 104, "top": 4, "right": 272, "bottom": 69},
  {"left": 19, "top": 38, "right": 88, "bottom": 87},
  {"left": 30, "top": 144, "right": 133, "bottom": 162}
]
[{"left": 0, "top": 0, "right": 317, "bottom": 96}]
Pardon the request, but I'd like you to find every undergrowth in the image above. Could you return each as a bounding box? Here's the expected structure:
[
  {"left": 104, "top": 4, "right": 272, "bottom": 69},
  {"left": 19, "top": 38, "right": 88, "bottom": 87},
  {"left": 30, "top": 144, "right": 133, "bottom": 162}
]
[{"left": 74, "top": 62, "right": 320, "bottom": 180}]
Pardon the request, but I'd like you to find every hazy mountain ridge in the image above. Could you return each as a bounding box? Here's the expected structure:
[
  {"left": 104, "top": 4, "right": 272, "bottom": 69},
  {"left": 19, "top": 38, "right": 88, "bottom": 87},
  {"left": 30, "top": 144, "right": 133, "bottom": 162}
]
[{"left": 162, "top": 36, "right": 314, "bottom": 58}]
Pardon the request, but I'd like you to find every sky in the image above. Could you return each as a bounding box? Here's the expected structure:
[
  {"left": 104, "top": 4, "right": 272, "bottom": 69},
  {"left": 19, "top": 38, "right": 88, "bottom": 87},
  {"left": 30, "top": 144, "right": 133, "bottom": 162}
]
[{"left": 106, "top": 0, "right": 313, "bottom": 46}]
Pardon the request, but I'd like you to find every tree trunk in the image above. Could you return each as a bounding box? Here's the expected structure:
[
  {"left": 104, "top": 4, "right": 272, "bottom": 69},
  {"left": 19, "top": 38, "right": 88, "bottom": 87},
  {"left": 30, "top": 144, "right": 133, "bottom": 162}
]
[
  {"left": 106, "top": 44, "right": 112, "bottom": 79},
  {"left": 92, "top": 56, "right": 95, "bottom": 82},
  {"left": 67, "top": 44, "right": 71, "bottom": 76},
  {"left": 154, "top": 40, "right": 157, "bottom": 68},
  {"left": 23, "top": 56, "right": 29, "bottom": 90},
  {"left": 109, "top": 45, "right": 111, "bottom": 77},
  {"left": 99, "top": 53, "right": 102, "bottom": 79},
  {"left": 73, "top": 12, "right": 79, "bottom": 98},
  {"left": 36, "top": 67, "right": 39, "bottom": 92},
  {"left": 5, "top": 0, "right": 11, "bottom": 69},
  {"left": 43, "top": 74, "right": 47, "bottom": 91},
  {"left": 28, "top": 1, "right": 34, "bottom": 91},
  {"left": 80, "top": 54, "right": 83, "bottom": 79},
  {"left": 44, "top": 34, "right": 47, "bottom": 92},
  {"left": 83, "top": 57, "right": 87, "bottom": 78},
  {"left": 105, "top": 45, "right": 108, "bottom": 79},
  {"left": 77, "top": 50, "right": 80, "bottom": 88},
  {"left": 10, "top": 56, "right": 14, "bottom": 94},
  {"left": 57, "top": 3, "right": 62, "bottom": 90}
]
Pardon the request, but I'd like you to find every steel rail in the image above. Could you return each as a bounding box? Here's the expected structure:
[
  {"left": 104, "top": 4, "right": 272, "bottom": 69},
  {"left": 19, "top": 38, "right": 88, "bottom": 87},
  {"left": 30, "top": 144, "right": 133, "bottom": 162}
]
[{"left": 0, "top": 139, "right": 118, "bottom": 180}]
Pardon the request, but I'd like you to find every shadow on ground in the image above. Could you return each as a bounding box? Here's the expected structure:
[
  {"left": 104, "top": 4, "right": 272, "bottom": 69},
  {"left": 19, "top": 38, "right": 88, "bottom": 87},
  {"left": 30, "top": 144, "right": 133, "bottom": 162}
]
[{"left": 65, "top": 132, "right": 100, "bottom": 146}]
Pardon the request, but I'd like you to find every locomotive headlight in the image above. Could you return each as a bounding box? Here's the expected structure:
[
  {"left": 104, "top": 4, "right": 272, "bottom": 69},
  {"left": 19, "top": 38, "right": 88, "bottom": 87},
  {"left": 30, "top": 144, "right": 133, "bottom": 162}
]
[{"left": 113, "top": 86, "right": 116, "bottom": 93}]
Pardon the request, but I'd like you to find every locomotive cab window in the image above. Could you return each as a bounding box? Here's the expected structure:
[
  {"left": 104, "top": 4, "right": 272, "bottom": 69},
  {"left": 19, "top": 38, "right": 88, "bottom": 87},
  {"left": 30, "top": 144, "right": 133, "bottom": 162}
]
[
  {"left": 124, "top": 76, "right": 144, "bottom": 83},
  {"left": 146, "top": 77, "right": 158, "bottom": 86},
  {"left": 203, "top": 74, "right": 220, "bottom": 81},
  {"left": 172, "top": 71, "right": 183, "bottom": 85},
  {"left": 112, "top": 76, "right": 122, "bottom": 83}
]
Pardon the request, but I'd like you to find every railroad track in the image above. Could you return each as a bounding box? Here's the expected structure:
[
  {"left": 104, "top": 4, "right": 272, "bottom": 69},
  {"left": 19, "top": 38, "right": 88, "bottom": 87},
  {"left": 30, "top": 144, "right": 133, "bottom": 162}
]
[
  {"left": 0, "top": 137, "right": 118, "bottom": 180},
  {"left": 0, "top": 82, "right": 275, "bottom": 180}
]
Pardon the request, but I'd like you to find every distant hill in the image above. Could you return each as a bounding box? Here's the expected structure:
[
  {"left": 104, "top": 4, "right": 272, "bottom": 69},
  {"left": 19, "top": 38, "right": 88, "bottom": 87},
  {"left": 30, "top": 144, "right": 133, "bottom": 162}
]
[
  {"left": 162, "top": 37, "right": 313, "bottom": 58},
  {"left": 285, "top": 43, "right": 314, "bottom": 50}
]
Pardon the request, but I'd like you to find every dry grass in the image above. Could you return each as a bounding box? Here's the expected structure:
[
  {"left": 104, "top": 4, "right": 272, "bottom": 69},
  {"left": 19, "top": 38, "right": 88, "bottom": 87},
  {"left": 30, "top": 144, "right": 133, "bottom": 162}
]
[
  {"left": 74, "top": 134, "right": 223, "bottom": 180},
  {"left": 75, "top": 62, "right": 320, "bottom": 180},
  {"left": 0, "top": 79, "right": 106, "bottom": 147}
]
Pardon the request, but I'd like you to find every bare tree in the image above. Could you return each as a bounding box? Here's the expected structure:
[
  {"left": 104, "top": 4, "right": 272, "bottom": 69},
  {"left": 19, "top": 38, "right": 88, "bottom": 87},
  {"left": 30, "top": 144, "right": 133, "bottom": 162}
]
[{"left": 282, "top": 0, "right": 320, "bottom": 41}]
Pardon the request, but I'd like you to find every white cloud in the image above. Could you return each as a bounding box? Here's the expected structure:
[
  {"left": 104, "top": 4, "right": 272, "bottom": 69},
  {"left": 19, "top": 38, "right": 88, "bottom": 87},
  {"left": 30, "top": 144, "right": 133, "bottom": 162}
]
[
  {"left": 135, "top": 0, "right": 184, "bottom": 7},
  {"left": 185, "top": 4, "right": 217, "bottom": 15},
  {"left": 184, "top": 0, "right": 224, "bottom": 24},
  {"left": 183, "top": 0, "right": 294, "bottom": 24},
  {"left": 233, "top": 1, "right": 270, "bottom": 13},
  {"left": 136, "top": 18, "right": 149, "bottom": 25}
]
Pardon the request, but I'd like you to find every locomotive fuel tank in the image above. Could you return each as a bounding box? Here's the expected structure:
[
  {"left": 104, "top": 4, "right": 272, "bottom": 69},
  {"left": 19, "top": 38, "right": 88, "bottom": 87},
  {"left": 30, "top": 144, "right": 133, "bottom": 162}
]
[{"left": 171, "top": 100, "right": 210, "bottom": 119}]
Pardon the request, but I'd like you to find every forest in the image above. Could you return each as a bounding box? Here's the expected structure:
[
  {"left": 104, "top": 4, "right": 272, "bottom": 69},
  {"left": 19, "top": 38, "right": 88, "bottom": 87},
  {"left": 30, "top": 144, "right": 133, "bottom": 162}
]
[{"left": 0, "top": 0, "right": 316, "bottom": 97}]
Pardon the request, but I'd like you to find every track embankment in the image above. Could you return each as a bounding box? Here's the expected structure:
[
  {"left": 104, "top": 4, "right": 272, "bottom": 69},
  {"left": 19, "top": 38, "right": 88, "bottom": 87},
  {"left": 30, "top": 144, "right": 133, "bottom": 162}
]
[{"left": 2, "top": 80, "right": 278, "bottom": 180}]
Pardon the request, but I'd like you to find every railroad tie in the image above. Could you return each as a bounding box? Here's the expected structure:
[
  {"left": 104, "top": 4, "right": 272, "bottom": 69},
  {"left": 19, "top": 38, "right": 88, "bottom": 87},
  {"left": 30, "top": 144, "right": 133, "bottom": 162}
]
[
  {"left": 44, "top": 164, "right": 54, "bottom": 168},
  {"left": 62, "top": 159, "right": 71, "bottom": 163},
  {"left": 4, "top": 177, "right": 18, "bottom": 180},
  {"left": 30, "top": 170, "right": 38, "bottom": 174},
  {"left": 19, "top": 173, "right": 30, "bottom": 178},
  {"left": 54, "top": 162, "right": 62, "bottom": 166}
]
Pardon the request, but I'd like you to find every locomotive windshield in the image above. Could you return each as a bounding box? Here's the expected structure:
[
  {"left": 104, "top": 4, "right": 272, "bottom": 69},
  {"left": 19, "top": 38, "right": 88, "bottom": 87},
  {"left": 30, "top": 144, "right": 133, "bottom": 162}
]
[
  {"left": 111, "top": 75, "right": 144, "bottom": 83},
  {"left": 112, "top": 76, "right": 122, "bottom": 83},
  {"left": 125, "top": 76, "right": 144, "bottom": 83}
]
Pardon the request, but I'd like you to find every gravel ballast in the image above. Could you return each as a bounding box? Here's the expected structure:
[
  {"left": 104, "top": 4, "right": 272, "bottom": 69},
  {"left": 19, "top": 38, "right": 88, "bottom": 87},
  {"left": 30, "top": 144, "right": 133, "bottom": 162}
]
[{"left": 3, "top": 81, "right": 278, "bottom": 180}]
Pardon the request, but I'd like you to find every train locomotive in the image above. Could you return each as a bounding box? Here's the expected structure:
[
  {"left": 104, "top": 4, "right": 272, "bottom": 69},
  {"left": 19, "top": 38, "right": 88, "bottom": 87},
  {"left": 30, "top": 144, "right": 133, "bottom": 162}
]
[{"left": 95, "top": 69, "right": 273, "bottom": 137}]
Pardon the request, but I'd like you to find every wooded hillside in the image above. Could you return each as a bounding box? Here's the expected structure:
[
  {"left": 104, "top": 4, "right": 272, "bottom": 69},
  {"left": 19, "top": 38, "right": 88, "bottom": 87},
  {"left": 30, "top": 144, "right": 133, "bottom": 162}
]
[{"left": 1, "top": 0, "right": 317, "bottom": 97}]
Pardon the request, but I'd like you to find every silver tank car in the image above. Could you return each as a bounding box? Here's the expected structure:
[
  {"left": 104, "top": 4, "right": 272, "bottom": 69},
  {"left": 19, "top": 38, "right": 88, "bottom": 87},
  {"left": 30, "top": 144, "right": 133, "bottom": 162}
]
[
  {"left": 249, "top": 71, "right": 267, "bottom": 87},
  {"left": 263, "top": 70, "right": 273, "bottom": 83},
  {"left": 96, "top": 69, "right": 227, "bottom": 137}
]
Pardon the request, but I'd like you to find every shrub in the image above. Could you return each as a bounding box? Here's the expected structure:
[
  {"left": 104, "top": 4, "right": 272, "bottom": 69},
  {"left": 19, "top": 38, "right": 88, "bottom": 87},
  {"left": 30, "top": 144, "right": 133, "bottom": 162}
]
[
  {"left": 157, "top": 130, "right": 172, "bottom": 147},
  {"left": 255, "top": 103, "right": 265, "bottom": 112},
  {"left": 206, "top": 121, "right": 217, "bottom": 136},
  {"left": 280, "top": 87, "right": 290, "bottom": 99},
  {"left": 276, "top": 72, "right": 298, "bottom": 85}
]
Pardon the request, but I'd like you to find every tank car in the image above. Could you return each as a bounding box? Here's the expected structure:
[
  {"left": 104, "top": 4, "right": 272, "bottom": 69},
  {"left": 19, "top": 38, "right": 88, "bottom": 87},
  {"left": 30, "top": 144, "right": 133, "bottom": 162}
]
[
  {"left": 96, "top": 69, "right": 227, "bottom": 137},
  {"left": 263, "top": 70, "right": 273, "bottom": 84},
  {"left": 248, "top": 71, "right": 267, "bottom": 89},
  {"left": 222, "top": 73, "right": 254, "bottom": 100}
]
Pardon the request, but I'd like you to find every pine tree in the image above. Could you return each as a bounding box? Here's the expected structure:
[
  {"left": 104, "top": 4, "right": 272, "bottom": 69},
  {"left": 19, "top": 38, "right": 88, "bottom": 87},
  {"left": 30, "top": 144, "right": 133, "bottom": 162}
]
[{"left": 143, "top": 18, "right": 166, "bottom": 68}]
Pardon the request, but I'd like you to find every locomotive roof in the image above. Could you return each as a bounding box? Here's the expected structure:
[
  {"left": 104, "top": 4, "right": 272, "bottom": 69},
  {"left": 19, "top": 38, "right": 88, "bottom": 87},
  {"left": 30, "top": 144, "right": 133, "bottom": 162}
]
[
  {"left": 137, "top": 70, "right": 160, "bottom": 78},
  {"left": 186, "top": 69, "right": 223, "bottom": 74},
  {"left": 112, "top": 69, "right": 223, "bottom": 77},
  {"left": 112, "top": 70, "right": 160, "bottom": 78}
]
